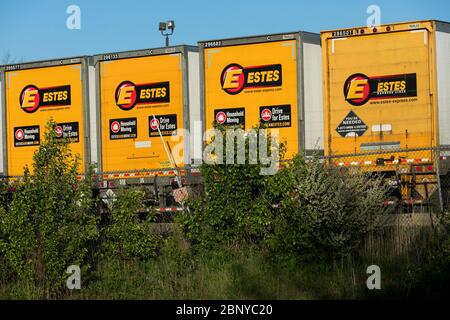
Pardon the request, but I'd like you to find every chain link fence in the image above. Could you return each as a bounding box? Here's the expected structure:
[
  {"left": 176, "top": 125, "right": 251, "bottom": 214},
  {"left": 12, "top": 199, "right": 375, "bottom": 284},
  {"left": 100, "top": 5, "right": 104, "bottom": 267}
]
[{"left": 321, "top": 146, "right": 450, "bottom": 217}]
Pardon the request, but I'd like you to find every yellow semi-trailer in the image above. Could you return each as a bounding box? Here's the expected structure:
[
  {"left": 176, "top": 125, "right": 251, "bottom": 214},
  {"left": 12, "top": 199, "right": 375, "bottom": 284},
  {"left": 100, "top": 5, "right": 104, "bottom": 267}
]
[
  {"left": 199, "top": 32, "right": 323, "bottom": 160},
  {"left": 94, "top": 46, "right": 201, "bottom": 206},
  {"left": 321, "top": 20, "right": 450, "bottom": 204},
  {"left": 0, "top": 57, "right": 91, "bottom": 178}
]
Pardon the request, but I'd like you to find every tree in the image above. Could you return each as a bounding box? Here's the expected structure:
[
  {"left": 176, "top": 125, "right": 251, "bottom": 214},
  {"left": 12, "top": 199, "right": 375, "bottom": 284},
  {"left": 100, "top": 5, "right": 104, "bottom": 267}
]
[{"left": 0, "top": 120, "right": 99, "bottom": 298}]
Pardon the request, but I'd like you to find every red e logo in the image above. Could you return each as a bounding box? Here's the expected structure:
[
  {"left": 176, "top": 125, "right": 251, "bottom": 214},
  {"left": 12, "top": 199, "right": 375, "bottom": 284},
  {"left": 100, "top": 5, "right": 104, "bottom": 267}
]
[
  {"left": 221, "top": 64, "right": 245, "bottom": 95},
  {"left": 344, "top": 74, "right": 370, "bottom": 106}
]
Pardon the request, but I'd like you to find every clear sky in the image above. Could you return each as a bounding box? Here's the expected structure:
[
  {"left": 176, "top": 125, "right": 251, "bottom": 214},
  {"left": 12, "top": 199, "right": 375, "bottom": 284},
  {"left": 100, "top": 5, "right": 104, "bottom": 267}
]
[{"left": 0, "top": 0, "right": 449, "bottom": 63}]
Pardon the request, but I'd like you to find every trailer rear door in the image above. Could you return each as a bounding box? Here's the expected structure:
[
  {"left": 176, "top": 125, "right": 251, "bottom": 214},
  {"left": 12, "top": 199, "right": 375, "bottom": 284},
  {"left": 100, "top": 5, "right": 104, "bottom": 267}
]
[
  {"left": 5, "top": 63, "right": 86, "bottom": 177},
  {"left": 203, "top": 39, "right": 299, "bottom": 159},
  {"left": 99, "top": 53, "right": 185, "bottom": 174},
  {"left": 325, "top": 26, "right": 434, "bottom": 157}
]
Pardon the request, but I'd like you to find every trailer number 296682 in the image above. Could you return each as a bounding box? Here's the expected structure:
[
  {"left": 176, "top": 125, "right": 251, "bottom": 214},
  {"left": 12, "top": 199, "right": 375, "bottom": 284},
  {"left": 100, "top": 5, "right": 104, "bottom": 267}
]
[{"left": 203, "top": 41, "right": 222, "bottom": 48}]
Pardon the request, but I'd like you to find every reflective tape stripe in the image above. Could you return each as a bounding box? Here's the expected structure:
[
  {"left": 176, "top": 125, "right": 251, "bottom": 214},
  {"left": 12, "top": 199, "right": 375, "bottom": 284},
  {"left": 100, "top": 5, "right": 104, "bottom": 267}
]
[
  {"left": 103, "top": 170, "right": 185, "bottom": 180},
  {"left": 334, "top": 158, "right": 429, "bottom": 167},
  {"left": 157, "top": 207, "right": 184, "bottom": 212}
]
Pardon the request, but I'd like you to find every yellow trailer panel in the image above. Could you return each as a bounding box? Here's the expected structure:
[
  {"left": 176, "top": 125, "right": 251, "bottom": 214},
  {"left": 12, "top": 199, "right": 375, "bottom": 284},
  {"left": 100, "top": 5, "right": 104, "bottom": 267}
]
[
  {"left": 200, "top": 32, "right": 323, "bottom": 160},
  {"left": 3, "top": 61, "right": 87, "bottom": 177},
  {"left": 203, "top": 40, "right": 298, "bottom": 158},
  {"left": 321, "top": 21, "right": 439, "bottom": 162},
  {"left": 97, "top": 50, "right": 188, "bottom": 174},
  {"left": 322, "top": 20, "right": 450, "bottom": 205}
]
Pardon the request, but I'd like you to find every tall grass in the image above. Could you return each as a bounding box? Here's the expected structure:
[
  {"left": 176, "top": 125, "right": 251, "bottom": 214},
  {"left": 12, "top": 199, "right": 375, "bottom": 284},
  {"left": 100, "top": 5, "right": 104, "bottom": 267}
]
[
  {"left": 363, "top": 225, "right": 434, "bottom": 262},
  {"left": 68, "top": 249, "right": 360, "bottom": 300},
  {"left": 0, "top": 223, "right": 447, "bottom": 300}
]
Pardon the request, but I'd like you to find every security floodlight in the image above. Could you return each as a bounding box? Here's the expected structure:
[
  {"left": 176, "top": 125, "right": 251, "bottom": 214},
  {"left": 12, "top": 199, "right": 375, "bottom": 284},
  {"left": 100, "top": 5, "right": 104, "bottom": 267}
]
[
  {"left": 159, "top": 22, "right": 167, "bottom": 32},
  {"left": 159, "top": 20, "right": 175, "bottom": 47},
  {"left": 167, "top": 20, "right": 175, "bottom": 31}
]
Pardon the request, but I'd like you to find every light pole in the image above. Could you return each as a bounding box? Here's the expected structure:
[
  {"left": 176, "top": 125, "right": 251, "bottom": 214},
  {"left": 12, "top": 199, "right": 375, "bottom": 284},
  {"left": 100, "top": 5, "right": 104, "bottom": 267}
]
[{"left": 159, "top": 20, "right": 175, "bottom": 47}]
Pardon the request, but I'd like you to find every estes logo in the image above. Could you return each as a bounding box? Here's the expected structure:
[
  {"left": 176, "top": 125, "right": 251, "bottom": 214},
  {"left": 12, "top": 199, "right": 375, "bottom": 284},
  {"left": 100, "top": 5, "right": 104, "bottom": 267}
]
[
  {"left": 221, "top": 63, "right": 282, "bottom": 95},
  {"left": 20, "top": 84, "right": 71, "bottom": 113},
  {"left": 344, "top": 73, "right": 417, "bottom": 106},
  {"left": 115, "top": 81, "right": 170, "bottom": 110}
]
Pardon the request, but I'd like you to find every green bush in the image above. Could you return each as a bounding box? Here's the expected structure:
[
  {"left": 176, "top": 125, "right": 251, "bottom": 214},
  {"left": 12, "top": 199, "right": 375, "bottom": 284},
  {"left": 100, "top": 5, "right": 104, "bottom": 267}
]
[
  {"left": 177, "top": 125, "right": 285, "bottom": 248},
  {"left": 100, "top": 189, "right": 160, "bottom": 260},
  {"left": 267, "top": 154, "right": 389, "bottom": 261},
  {"left": 178, "top": 123, "right": 389, "bottom": 261},
  {"left": 0, "top": 120, "right": 99, "bottom": 298},
  {"left": 0, "top": 120, "right": 163, "bottom": 298}
]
